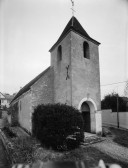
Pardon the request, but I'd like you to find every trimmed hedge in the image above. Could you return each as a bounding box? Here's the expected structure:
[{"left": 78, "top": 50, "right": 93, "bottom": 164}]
[{"left": 32, "top": 104, "right": 84, "bottom": 151}]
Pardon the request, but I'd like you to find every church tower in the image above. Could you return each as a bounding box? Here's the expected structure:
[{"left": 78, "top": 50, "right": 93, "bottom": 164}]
[{"left": 49, "top": 17, "right": 102, "bottom": 134}]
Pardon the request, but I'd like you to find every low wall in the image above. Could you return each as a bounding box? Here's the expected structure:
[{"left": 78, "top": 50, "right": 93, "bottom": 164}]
[
  {"left": 0, "top": 119, "right": 4, "bottom": 128},
  {"left": 95, "top": 111, "right": 102, "bottom": 134},
  {"left": 0, "top": 111, "right": 11, "bottom": 128},
  {"left": 102, "top": 109, "right": 128, "bottom": 129}
]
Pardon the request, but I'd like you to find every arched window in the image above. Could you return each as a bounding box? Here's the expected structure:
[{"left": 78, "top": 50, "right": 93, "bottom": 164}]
[
  {"left": 57, "top": 45, "right": 62, "bottom": 61},
  {"left": 83, "top": 41, "right": 89, "bottom": 59}
]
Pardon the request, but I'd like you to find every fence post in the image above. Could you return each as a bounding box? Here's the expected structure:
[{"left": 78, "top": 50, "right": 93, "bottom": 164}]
[{"left": 117, "top": 94, "right": 119, "bottom": 128}]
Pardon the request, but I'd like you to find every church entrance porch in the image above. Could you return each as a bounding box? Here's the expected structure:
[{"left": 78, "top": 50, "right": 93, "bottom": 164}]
[
  {"left": 78, "top": 98, "right": 102, "bottom": 135},
  {"left": 78, "top": 98, "right": 97, "bottom": 134}
]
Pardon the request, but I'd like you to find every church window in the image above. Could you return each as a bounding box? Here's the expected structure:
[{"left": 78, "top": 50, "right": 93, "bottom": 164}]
[
  {"left": 83, "top": 41, "right": 90, "bottom": 59},
  {"left": 57, "top": 45, "right": 62, "bottom": 61}
]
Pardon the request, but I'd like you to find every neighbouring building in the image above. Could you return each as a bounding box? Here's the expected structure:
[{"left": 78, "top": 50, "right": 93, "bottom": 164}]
[
  {"left": 11, "top": 16, "right": 102, "bottom": 134},
  {"left": 0, "top": 92, "right": 14, "bottom": 121},
  {"left": 0, "top": 92, "right": 14, "bottom": 109}
]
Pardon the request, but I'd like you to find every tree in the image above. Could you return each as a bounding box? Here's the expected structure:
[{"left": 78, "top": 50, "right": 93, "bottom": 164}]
[{"left": 101, "top": 92, "right": 127, "bottom": 112}]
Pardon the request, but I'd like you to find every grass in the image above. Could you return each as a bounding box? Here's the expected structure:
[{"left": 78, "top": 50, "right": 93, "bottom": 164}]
[
  {"left": 33, "top": 145, "right": 127, "bottom": 168},
  {"left": 2, "top": 127, "right": 40, "bottom": 164},
  {"left": 11, "top": 137, "right": 40, "bottom": 163},
  {"left": 2, "top": 126, "right": 128, "bottom": 168},
  {"left": 105, "top": 127, "right": 128, "bottom": 148}
]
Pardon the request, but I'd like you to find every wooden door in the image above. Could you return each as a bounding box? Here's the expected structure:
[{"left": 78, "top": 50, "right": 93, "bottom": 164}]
[{"left": 82, "top": 111, "right": 91, "bottom": 132}]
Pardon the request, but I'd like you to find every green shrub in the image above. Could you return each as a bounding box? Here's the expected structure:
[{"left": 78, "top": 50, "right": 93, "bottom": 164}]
[
  {"left": 32, "top": 103, "right": 84, "bottom": 151},
  {"left": 102, "top": 127, "right": 112, "bottom": 137}
]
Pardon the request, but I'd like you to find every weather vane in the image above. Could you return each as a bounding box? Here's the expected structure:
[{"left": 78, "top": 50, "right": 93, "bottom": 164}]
[{"left": 70, "top": 0, "right": 75, "bottom": 16}]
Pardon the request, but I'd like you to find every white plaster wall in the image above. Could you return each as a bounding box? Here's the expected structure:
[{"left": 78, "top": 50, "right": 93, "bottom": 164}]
[
  {"left": 119, "top": 112, "right": 128, "bottom": 129},
  {"left": 51, "top": 33, "right": 72, "bottom": 105},
  {"left": 71, "top": 31, "right": 101, "bottom": 110},
  {"left": 1, "top": 100, "right": 9, "bottom": 107},
  {"left": 95, "top": 111, "right": 102, "bottom": 134},
  {"left": 102, "top": 109, "right": 128, "bottom": 129},
  {"left": 19, "top": 92, "right": 32, "bottom": 132}
]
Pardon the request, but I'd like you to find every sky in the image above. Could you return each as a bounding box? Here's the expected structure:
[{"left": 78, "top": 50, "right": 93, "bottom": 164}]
[{"left": 0, "top": 0, "right": 128, "bottom": 99}]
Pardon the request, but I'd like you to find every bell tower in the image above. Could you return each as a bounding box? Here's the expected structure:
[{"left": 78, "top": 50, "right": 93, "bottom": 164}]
[{"left": 49, "top": 17, "right": 102, "bottom": 134}]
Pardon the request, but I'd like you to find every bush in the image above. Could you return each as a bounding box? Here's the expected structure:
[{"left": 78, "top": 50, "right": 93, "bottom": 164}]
[
  {"left": 32, "top": 103, "right": 84, "bottom": 151},
  {"left": 102, "top": 127, "right": 112, "bottom": 137}
]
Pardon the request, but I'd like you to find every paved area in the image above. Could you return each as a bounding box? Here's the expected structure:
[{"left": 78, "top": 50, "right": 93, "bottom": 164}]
[
  {"left": 92, "top": 139, "right": 128, "bottom": 163},
  {"left": 0, "top": 138, "right": 10, "bottom": 168}
]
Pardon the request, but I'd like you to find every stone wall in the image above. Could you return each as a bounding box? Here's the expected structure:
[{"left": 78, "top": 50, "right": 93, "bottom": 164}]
[
  {"left": 51, "top": 31, "right": 101, "bottom": 110},
  {"left": 50, "top": 30, "right": 101, "bottom": 134},
  {"left": 31, "top": 67, "right": 54, "bottom": 107},
  {"left": 70, "top": 32, "right": 101, "bottom": 134},
  {"left": 12, "top": 67, "right": 54, "bottom": 133},
  {"left": 51, "top": 33, "right": 72, "bottom": 105},
  {"left": 71, "top": 31, "right": 101, "bottom": 110},
  {"left": 18, "top": 91, "right": 32, "bottom": 132}
]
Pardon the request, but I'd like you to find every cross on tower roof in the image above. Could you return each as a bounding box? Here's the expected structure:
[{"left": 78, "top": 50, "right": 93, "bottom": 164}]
[{"left": 70, "top": 0, "right": 75, "bottom": 17}]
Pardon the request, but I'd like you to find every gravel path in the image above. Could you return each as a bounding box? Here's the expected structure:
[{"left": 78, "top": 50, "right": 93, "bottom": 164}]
[{"left": 92, "top": 139, "right": 128, "bottom": 163}]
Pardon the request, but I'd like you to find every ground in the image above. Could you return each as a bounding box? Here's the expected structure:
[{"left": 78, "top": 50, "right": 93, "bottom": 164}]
[
  {"left": 109, "top": 127, "right": 128, "bottom": 148},
  {"left": 1, "top": 126, "right": 128, "bottom": 168},
  {"left": 26, "top": 126, "right": 128, "bottom": 167},
  {"left": 92, "top": 129, "right": 128, "bottom": 164}
]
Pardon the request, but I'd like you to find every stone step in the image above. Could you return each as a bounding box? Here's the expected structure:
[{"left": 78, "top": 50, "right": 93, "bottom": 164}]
[{"left": 81, "top": 135, "right": 104, "bottom": 146}]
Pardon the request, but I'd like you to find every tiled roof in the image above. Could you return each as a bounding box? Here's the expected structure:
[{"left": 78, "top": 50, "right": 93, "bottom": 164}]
[
  {"left": 0, "top": 92, "right": 5, "bottom": 98},
  {"left": 4, "top": 94, "right": 14, "bottom": 100},
  {"left": 0, "top": 92, "right": 14, "bottom": 102},
  {"left": 49, "top": 16, "right": 100, "bottom": 52},
  {"left": 11, "top": 67, "right": 51, "bottom": 104}
]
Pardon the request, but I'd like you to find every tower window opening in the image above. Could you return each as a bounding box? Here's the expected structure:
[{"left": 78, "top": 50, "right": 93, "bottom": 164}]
[
  {"left": 83, "top": 41, "right": 90, "bottom": 59},
  {"left": 57, "top": 45, "right": 62, "bottom": 61}
]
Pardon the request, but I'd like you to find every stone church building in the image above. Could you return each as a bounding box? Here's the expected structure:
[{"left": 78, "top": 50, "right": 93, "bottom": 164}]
[{"left": 11, "top": 16, "right": 102, "bottom": 134}]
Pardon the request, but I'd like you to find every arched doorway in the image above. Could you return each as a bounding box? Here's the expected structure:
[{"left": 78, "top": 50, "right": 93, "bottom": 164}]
[
  {"left": 81, "top": 102, "right": 91, "bottom": 132},
  {"left": 78, "top": 98, "right": 97, "bottom": 133}
]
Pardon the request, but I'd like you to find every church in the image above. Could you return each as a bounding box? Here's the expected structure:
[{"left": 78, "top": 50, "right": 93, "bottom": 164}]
[{"left": 11, "top": 16, "right": 102, "bottom": 135}]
